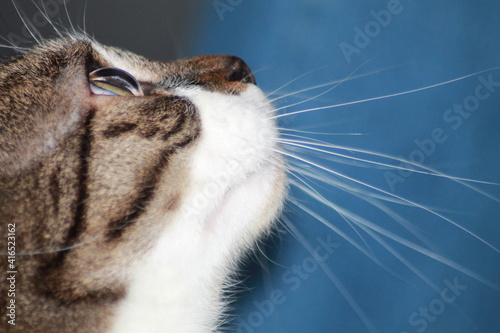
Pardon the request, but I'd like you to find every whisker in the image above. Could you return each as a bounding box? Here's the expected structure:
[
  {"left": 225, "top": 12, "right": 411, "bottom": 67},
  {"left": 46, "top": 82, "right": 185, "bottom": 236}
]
[
  {"left": 278, "top": 127, "right": 363, "bottom": 136},
  {"left": 63, "top": 0, "right": 76, "bottom": 35},
  {"left": 8, "top": 233, "right": 103, "bottom": 256},
  {"left": 83, "top": 0, "right": 89, "bottom": 36},
  {"left": 283, "top": 216, "right": 379, "bottom": 333},
  {"left": 291, "top": 166, "right": 439, "bottom": 244},
  {"left": 0, "top": 42, "right": 29, "bottom": 52},
  {"left": 291, "top": 161, "right": 469, "bottom": 219},
  {"left": 357, "top": 217, "right": 500, "bottom": 291},
  {"left": 32, "top": 0, "right": 64, "bottom": 38},
  {"left": 276, "top": 148, "right": 500, "bottom": 253},
  {"left": 287, "top": 189, "right": 406, "bottom": 284},
  {"left": 288, "top": 163, "right": 409, "bottom": 206},
  {"left": 288, "top": 169, "right": 380, "bottom": 260},
  {"left": 278, "top": 138, "right": 500, "bottom": 190},
  {"left": 289, "top": 179, "right": 500, "bottom": 291},
  {"left": 291, "top": 189, "right": 440, "bottom": 291},
  {"left": 253, "top": 241, "right": 280, "bottom": 274},
  {"left": 270, "top": 59, "right": 372, "bottom": 113},
  {"left": 265, "top": 67, "right": 327, "bottom": 99},
  {"left": 288, "top": 172, "right": 430, "bottom": 286},
  {"left": 268, "top": 61, "right": 405, "bottom": 105},
  {"left": 0, "top": 32, "right": 29, "bottom": 53},
  {"left": 11, "top": 0, "right": 41, "bottom": 44},
  {"left": 271, "top": 67, "right": 500, "bottom": 120},
  {"left": 357, "top": 221, "right": 442, "bottom": 291},
  {"left": 360, "top": 195, "right": 441, "bottom": 252}
]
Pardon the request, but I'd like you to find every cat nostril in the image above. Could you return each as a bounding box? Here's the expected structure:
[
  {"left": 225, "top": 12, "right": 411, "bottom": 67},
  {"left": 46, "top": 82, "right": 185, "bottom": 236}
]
[{"left": 226, "top": 56, "right": 256, "bottom": 85}]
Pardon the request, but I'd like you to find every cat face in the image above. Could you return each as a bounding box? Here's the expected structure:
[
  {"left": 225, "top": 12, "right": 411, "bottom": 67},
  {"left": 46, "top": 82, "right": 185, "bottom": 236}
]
[{"left": 0, "top": 36, "right": 286, "bottom": 332}]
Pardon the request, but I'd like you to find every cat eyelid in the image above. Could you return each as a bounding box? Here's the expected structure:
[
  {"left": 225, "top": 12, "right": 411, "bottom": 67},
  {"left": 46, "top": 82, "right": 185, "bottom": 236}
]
[{"left": 89, "top": 67, "right": 144, "bottom": 97}]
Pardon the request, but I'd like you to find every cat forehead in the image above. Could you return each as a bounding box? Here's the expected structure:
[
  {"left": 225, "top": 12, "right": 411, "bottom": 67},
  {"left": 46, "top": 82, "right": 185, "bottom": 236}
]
[
  {"left": 23, "top": 37, "right": 176, "bottom": 83},
  {"left": 90, "top": 41, "right": 166, "bottom": 82}
]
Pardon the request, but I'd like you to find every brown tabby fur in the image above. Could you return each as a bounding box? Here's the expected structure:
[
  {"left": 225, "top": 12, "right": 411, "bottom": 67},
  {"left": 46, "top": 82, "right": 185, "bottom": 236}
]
[{"left": 0, "top": 37, "right": 255, "bottom": 332}]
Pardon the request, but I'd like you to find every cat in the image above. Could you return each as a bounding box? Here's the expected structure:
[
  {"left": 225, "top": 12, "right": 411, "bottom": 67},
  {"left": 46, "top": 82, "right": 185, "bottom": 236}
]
[
  {"left": 2, "top": 2, "right": 500, "bottom": 333},
  {"left": 0, "top": 33, "right": 286, "bottom": 332}
]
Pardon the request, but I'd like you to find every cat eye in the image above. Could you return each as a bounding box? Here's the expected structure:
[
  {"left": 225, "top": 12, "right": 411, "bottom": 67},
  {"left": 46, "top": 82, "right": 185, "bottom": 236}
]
[{"left": 89, "top": 67, "right": 144, "bottom": 97}]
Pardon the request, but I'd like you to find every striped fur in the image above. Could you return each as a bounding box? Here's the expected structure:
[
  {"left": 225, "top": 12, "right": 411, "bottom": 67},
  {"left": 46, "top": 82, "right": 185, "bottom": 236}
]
[{"left": 0, "top": 36, "right": 286, "bottom": 332}]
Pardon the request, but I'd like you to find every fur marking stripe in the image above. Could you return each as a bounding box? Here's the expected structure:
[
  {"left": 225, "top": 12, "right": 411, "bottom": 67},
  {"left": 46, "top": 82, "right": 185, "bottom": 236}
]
[
  {"left": 103, "top": 122, "right": 138, "bottom": 138},
  {"left": 105, "top": 149, "right": 172, "bottom": 240},
  {"left": 39, "top": 109, "right": 95, "bottom": 275},
  {"left": 70, "top": 109, "right": 95, "bottom": 243},
  {"left": 49, "top": 168, "right": 61, "bottom": 215},
  {"left": 161, "top": 112, "right": 186, "bottom": 141}
]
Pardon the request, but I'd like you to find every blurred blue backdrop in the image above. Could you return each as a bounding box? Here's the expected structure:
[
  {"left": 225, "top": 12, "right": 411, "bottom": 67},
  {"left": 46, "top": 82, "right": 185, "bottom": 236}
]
[{"left": 191, "top": 1, "right": 500, "bottom": 332}]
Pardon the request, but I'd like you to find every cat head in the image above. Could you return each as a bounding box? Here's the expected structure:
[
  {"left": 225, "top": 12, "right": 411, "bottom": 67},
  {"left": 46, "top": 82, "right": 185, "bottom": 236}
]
[{"left": 0, "top": 35, "right": 286, "bottom": 331}]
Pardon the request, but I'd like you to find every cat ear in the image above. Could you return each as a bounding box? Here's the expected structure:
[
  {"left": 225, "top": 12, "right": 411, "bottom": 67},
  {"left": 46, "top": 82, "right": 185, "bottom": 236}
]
[{"left": 0, "top": 53, "right": 91, "bottom": 177}]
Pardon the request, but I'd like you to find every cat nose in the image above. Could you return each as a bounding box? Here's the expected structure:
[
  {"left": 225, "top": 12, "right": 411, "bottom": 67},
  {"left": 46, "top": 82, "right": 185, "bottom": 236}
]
[
  {"left": 225, "top": 56, "right": 256, "bottom": 85},
  {"left": 174, "top": 55, "right": 258, "bottom": 94}
]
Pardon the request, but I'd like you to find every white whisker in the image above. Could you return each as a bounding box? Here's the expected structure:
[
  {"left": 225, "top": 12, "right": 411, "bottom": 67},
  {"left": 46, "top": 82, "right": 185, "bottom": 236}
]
[
  {"left": 271, "top": 67, "right": 500, "bottom": 120},
  {"left": 278, "top": 127, "right": 363, "bottom": 136},
  {"left": 288, "top": 163, "right": 409, "bottom": 206},
  {"left": 275, "top": 148, "right": 500, "bottom": 254},
  {"left": 265, "top": 67, "right": 326, "bottom": 99},
  {"left": 278, "top": 137, "right": 500, "bottom": 191},
  {"left": 287, "top": 190, "right": 409, "bottom": 284},
  {"left": 82, "top": 0, "right": 89, "bottom": 35},
  {"left": 289, "top": 178, "right": 500, "bottom": 291},
  {"left": 270, "top": 59, "right": 371, "bottom": 113},
  {"left": 287, "top": 169, "right": 379, "bottom": 260},
  {"left": 283, "top": 216, "right": 379, "bottom": 333},
  {"left": 61, "top": 0, "right": 76, "bottom": 35},
  {"left": 0, "top": 42, "right": 28, "bottom": 52},
  {"left": 11, "top": 0, "right": 41, "bottom": 44},
  {"left": 12, "top": 233, "right": 103, "bottom": 256},
  {"left": 289, "top": 170, "right": 442, "bottom": 287},
  {"left": 33, "top": 0, "right": 63, "bottom": 38},
  {"left": 268, "top": 61, "right": 405, "bottom": 105},
  {"left": 292, "top": 185, "right": 440, "bottom": 291}
]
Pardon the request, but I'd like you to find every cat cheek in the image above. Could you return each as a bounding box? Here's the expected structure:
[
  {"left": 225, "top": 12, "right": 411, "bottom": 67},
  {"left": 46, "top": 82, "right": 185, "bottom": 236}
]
[{"left": 85, "top": 93, "right": 142, "bottom": 112}]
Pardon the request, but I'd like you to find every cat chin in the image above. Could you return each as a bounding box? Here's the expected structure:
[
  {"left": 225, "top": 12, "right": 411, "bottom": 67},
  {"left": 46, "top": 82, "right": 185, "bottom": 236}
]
[
  {"left": 175, "top": 83, "right": 286, "bottom": 241},
  {"left": 178, "top": 85, "right": 279, "bottom": 180}
]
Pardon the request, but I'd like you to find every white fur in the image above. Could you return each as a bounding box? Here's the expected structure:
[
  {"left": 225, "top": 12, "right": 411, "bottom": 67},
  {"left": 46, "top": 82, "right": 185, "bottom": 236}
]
[{"left": 109, "top": 86, "right": 285, "bottom": 332}]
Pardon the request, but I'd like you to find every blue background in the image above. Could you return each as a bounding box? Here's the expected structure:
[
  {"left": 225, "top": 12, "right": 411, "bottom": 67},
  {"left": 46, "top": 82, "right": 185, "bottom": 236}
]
[{"left": 191, "top": 1, "right": 500, "bottom": 332}]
